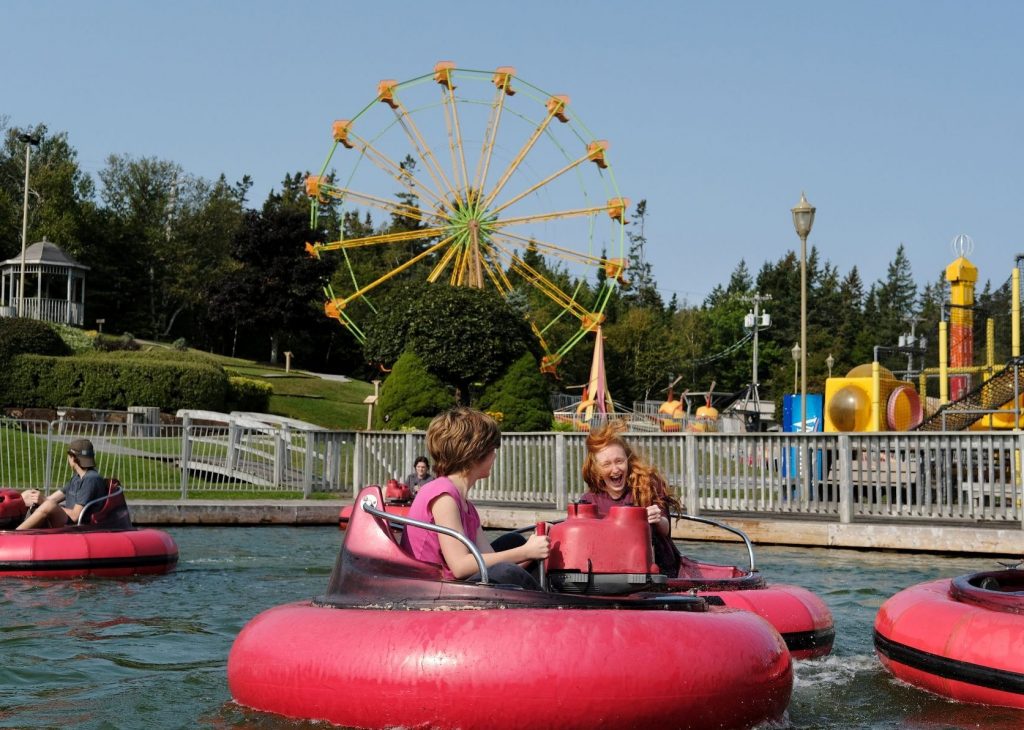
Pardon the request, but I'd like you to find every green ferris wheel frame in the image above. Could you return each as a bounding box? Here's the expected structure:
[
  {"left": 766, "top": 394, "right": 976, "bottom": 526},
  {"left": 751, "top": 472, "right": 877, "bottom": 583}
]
[{"left": 305, "top": 62, "right": 629, "bottom": 374}]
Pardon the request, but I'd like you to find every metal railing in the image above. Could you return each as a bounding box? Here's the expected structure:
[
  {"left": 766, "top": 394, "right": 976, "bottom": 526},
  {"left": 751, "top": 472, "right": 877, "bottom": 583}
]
[
  {"left": 0, "top": 416, "right": 351, "bottom": 498},
  {"left": 1, "top": 416, "right": 1021, "bottom": 526}
]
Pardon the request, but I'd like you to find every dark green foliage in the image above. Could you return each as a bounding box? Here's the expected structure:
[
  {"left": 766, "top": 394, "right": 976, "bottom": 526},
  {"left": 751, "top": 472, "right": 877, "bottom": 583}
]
[
  {"left": 378, "top": 351, "right": 455, "bottom": 430},
  {"left": 0, "top": 318, "right": 71, "bottom": 363},
  {"left": 92, "top": 348, "right": 219, "bottom": 364},
  {"left": 1, "top": 354, "right": 227, "bottom": 412},
  {"left": 48, "top": 323, "right": 96, "bottom": 354},
  {"left": 226, "top": 376, "right": 273, "bottom": 412},
  {"left": 94, "top": 333, "right": 140, "bottom": 351},
  {"left": 476, "top": 354, "right": 553, "bottom": 431},
  {"left": 364, "top": 283, "right": 536, "bottom": 403}
]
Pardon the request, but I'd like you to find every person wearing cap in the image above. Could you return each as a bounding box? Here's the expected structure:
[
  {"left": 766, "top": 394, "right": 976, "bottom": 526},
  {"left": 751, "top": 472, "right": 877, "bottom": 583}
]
[{"left": 17, "top": 439, "right": 108, "bottom": 530}]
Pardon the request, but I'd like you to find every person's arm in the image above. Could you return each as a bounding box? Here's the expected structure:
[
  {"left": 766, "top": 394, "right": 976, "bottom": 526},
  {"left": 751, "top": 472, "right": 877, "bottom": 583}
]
[
  {"left": 432, "top": 495, "right": 549, "bottom": 579},
  {"left": 62, "top": 500, "right": 87, "bottom": 524},
  {"left": 646, "top": 505, "right": 671, "bottom": 537},
  {"left": 647, "top": 481, "right": 672, "bottom": 537}
]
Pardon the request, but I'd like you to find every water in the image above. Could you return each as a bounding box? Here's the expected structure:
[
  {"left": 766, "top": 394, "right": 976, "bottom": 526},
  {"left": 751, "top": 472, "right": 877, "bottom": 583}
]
[{"left": 2, "top": 527, "right": 1021, "bottom": 729}]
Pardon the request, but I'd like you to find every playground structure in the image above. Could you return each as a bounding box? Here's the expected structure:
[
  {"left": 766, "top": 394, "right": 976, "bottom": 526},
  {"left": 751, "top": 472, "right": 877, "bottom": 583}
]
[
  {"left": 304, "top": 63, "right": 630, "bottom": 376},
  {"left": 824, "top": 248, "right": 1023, "bottom": 433}
]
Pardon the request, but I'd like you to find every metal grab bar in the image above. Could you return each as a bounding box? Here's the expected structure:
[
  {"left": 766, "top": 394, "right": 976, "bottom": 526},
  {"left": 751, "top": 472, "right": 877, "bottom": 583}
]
[
  {"left": 360, "top": 495, "right": 489, "bottom": 584},
  {"left": 670, "top": 512, "right": 756, "bottom": 573},
  {"left": 77, "top": 486, "right": 124, "bottom": 526}
]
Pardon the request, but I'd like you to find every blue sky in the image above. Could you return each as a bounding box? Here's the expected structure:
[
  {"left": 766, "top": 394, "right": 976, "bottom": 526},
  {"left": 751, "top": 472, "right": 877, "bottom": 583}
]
[{"left": 4, "top": 0, "right": 1023, "bottom": 305}]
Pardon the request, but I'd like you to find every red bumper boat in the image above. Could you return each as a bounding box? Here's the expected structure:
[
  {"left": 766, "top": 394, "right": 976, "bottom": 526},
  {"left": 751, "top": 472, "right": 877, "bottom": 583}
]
[
  {"left": 546, "top": 504, "right": 834, "bottom": 659},
  {"left": 230, "top": 485, "right": 793, "bottom": 730},
  {"left": 875, "top": 568, "right": 1024, "bottom": 709},
  {"left": 338, "top": 478, "right": 411, "bottom": 529},
  {"left": 0, "top": 484, "right": 178, "bottom": 578}
]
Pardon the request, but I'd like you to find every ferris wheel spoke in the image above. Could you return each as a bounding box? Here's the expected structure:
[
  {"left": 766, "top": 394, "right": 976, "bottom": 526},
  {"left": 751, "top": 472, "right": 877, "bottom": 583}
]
[
  {"left": 472, "top": 68, "right": 516, "bottom": 205},
  {"left": 344, "top": 130, "right": 450, "bottom": 215},
  {"left": 492, "top": 202, "right": 623, "bottom": 228},
  {"left": 337, "top": 234, "right": 457, "bottom": 305},
  {"left": 435, "top": 64, "right": 472, "bottom": 198},
  {"left": 427, "top": 242, "right": 460, "bottom": 283},
  {"left": 489, "top": 150, "right": 596, "bottom": 217},
  {"left": 489, "top": 240, "right": 593, "bottom": 323},
  {"left": 379, "top": 83, "right": 459, "bottom": 205},
  {"left": 482, "top": 247, "right": 517, "bottom": 294},
  {"left": 480, "top": 96, "right": 567, "bottom": 210},
  {"left": 491, "top": 229, "right": 609, "bottom": 268},
  {"left": 323, "top": 283, "right": 369, "bottom": 343},
  {"left": 315, "top": 226, "right": 448, "bottom": 253},
  {"left": 449, "top": 237, "right": 467, "bottom": 285},
  {"left": 478, "top": 252, "right": 511, "bottom": 295},
  {"left": 317, "top": 183, "right": 437, "bottom": 226}
]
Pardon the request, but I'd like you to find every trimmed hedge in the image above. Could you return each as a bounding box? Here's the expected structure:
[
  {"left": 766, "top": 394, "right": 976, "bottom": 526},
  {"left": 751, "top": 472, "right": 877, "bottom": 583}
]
[
  {"left": 0, "top": 318, "right": 71, "bottom": 363},
  {"left": 94, "top": 333, "right": 140, "bottom": 351},
  {"left": 227, "top": 376, "right": 273, "bottom": 413},
  {"left": 1, "top": 354, "right": 228, "bottom": 411},
  {"left": 379, "top": 351, "right": 455, "bottom": 430},
  {"left": 477, "top": 353, "right": 553, "bottom": 431},
  {"left": 90, "top": 348, "right": 221, "bottom": 364}
]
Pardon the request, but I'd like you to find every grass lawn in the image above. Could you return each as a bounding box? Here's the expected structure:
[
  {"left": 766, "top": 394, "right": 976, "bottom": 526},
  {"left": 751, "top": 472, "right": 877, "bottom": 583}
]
[
  {"left": 133, "top": 342, "right": 373, "bottom": 430},
  {"left": 204, "top": 359, "right": 373, "bottom": 429}
]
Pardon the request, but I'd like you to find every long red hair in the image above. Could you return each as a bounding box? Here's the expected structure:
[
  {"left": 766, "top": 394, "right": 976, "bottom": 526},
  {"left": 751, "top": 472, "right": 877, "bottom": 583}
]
[{"left": 581, "top": 422, "right": 681, "bottom": 512}]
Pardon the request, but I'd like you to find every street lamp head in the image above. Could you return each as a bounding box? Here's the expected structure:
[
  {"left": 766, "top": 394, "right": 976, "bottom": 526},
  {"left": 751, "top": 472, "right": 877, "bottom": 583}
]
[
  {"left": 17, "top": 133, "right": 41, "bottom": 146},
  {"left": 791, "top": 342, "right": 801, "bottom": 362},
  {"left": 791, "top": 192, "right": 816, "bottom": 240}
]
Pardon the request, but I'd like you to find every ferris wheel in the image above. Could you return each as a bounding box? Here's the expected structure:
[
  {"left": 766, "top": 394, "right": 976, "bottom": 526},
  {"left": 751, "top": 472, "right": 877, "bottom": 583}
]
[{"left": 305, "top": 62, "right": 629, "bottom": 374}]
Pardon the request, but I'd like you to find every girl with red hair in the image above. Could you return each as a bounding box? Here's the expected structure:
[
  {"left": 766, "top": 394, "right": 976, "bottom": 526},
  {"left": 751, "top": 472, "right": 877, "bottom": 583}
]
[{"left": 580, "top": 422, "right": 682, "bottom": 577}]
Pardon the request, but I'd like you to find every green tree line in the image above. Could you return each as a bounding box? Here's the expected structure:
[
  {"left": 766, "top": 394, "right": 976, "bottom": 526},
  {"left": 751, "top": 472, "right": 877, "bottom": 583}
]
[{"left": 2, "top": 120, "right": 1016, "bottom": 411}]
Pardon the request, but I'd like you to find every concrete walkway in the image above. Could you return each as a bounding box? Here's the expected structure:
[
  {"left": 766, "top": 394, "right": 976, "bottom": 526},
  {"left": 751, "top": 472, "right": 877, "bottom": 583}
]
[{"left": 129, "top": 500, "right": 1022, "bottom": 556}]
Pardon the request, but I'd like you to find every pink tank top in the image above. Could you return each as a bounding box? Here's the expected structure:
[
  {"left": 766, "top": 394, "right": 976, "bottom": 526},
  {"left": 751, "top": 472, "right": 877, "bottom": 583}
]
[{"left": 400, "top": 476, "right": 481, "bottom": 580}]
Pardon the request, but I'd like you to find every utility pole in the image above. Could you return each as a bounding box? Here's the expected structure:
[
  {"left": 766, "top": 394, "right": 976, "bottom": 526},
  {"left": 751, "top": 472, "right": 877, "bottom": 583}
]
[
  {"left": 741, "top": 292, "right": 772, "bottom": 430},
  {"left": 17, "top": 132, "right": 41, "bottom": 317}
]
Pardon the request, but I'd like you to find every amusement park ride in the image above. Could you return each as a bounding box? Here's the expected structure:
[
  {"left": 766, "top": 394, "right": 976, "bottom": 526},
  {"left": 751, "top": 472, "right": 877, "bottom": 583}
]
[
  {"left": 303, "top": 62, "right": 628, "bottom": 380},
  {"left": 824, "top": 241, "right": 1024, "bottom": 433},
  {"left": 298, "top": 64, "right": 1022, "bottom": 436}
]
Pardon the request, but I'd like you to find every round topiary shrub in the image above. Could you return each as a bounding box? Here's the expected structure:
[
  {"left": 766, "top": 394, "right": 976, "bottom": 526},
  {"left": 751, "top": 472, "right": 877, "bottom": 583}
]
[
  {"left": 476, "top": 353, "right": 553, "bottom": 431},
  {"left": 378, "top": 351, "right": 455, "bottom": 430},
  {"left": 0, "top": 318, "right": 71, "bottom": 363}
]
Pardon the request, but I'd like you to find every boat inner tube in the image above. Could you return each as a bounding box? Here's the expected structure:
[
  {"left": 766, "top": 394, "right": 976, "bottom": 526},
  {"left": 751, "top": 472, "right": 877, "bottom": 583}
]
[{"left": 951, "top": 570, "right": 1024, "bottom": 614}]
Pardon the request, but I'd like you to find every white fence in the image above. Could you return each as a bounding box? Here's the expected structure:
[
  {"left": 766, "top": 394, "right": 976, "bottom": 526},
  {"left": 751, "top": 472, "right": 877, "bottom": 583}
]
[
  {"left": 2, "top": 416, "right": 1021, "bottom": 526},
  {"left": 0, "top": 416, "right": 350, "bottom": 498}
]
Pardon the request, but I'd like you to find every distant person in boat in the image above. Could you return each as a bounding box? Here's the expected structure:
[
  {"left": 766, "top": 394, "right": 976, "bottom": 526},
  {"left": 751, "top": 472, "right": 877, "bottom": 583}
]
[
  {"left": 401, "top": 408, "right": 550, "bottom": 588},
  {"left": 17, "top": 439, "right": 108, "bottom": 530},
  {"left": 404, "top": 456, "right": 432, "bottom": 493},
  {"left": 580, "top": 422, "right": 683, "bottom": 578}
]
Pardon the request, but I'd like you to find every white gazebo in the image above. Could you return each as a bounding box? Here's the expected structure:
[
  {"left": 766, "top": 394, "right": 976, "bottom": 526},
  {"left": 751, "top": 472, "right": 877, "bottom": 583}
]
[{"left": 0, "top": 238, "right": 89, "bottom": 326}]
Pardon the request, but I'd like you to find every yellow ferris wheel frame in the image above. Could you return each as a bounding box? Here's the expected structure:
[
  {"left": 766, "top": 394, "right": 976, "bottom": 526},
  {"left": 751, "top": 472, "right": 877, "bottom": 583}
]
[{"left": 305, "top": 62, "right": 629, "bottom": 374}]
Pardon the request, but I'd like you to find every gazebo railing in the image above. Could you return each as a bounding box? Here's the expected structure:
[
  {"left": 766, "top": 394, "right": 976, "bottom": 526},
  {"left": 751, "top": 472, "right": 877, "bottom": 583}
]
[{"left": 16, "top": 298, "right": 84, "bottom": 326}]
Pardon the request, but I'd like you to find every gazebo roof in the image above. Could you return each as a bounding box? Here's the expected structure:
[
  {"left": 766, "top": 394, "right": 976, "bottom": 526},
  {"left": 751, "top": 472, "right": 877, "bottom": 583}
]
[{"left": 1, "top": 239, "right": 89, "bottom": 270}]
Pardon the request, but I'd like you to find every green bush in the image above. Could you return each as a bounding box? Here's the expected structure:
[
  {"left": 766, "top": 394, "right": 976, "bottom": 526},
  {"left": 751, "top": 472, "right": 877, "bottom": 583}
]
[
  {"left": 48, "top": 323, "right": 96, "bottom": 354},
  {"left": 227, "top": 376, "right": 273, "bottom": 413},
  {"left": 1, "top": 354, "right": 228, "bottom": 411},
  {"left": 476, "top": 353, "right": 553, "bottom": 431},
  {"left": 93, "top": 348, "right": 219, "bottom": 364},
  {"left": 378, "top": 351, "right": 455, "bottom": 430},
  {"left": 0, "top": 318, "right": 71, "bottom": 363},
  {"left": 94, "top": 332, "right": 140, "bottom": 352}
]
